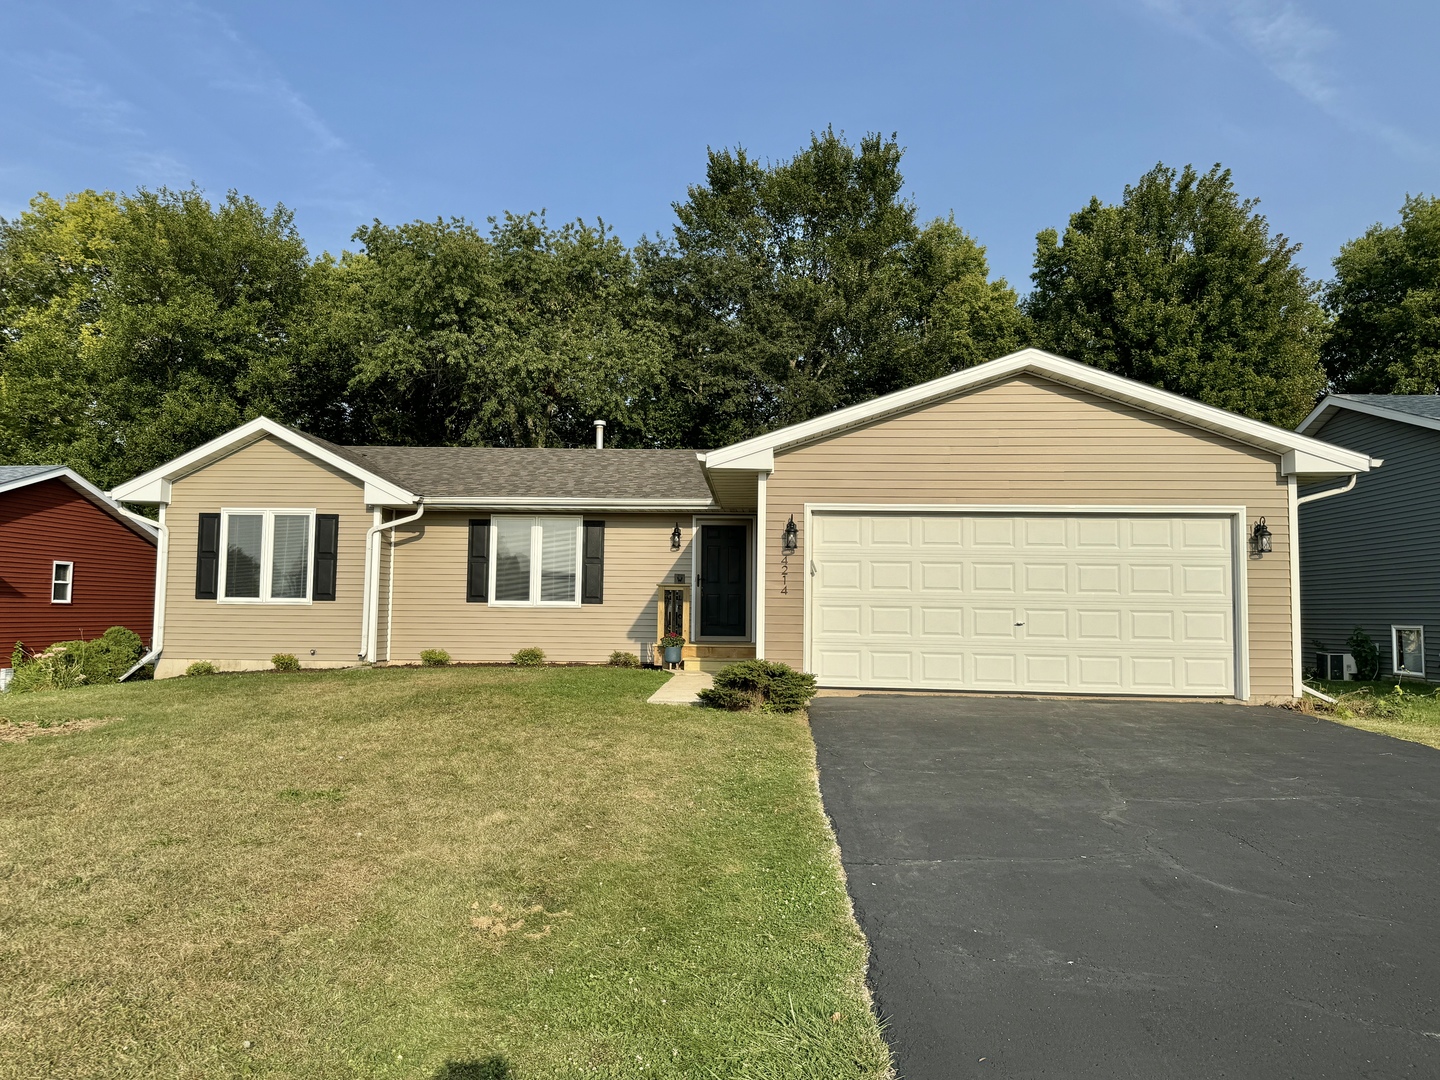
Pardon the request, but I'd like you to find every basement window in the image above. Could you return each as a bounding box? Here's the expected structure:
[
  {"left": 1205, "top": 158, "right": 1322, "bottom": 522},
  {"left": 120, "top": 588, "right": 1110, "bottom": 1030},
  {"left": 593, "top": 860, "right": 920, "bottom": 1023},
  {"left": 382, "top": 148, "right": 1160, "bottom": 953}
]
[
  {"left": 1392, "top": 625, "right": 1425, "bottom": 678},
  {"left": 51, "top": 562, "right": 73, "bottom": 604}
]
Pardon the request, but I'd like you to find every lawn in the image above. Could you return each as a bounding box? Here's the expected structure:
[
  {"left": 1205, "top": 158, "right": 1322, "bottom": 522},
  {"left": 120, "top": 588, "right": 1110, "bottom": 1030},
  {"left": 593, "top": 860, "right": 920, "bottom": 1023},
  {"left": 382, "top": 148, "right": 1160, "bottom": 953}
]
[
  {"left": 0, "top": 666, "right": 890, "bottom": 1080},
  {"left": 1309, "top": 678, "right": 1440, "bottom": 750}
]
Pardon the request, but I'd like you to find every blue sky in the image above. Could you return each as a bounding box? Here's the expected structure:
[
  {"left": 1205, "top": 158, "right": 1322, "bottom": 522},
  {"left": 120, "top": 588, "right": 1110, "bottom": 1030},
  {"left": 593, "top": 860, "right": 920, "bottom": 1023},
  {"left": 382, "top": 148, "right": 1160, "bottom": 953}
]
[{"left": 2, "top": 1, "right": 1435, "bottom": 290}]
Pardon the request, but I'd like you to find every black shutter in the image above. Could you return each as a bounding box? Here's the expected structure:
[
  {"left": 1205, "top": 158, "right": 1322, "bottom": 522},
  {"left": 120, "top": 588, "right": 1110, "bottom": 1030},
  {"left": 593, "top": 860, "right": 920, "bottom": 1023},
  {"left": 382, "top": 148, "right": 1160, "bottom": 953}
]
[
  {"left": 313, "top": 514, "right": 340, "bottom": 601},
  {"left": 196, "top": 513, "right": 220, "bottom": 599},
  {"left": 582, "top": 520, "right": 605, "bottom": 605},
  {"left": 466, "top": 519, "right": 490, "bottom": 602}
]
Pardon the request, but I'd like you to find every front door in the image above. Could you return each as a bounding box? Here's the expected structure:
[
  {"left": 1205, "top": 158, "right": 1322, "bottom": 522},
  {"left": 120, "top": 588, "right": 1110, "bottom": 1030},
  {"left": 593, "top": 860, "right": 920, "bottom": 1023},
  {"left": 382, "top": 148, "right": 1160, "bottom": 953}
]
[{"left": 700, "top": 524, "right": 748, "bottom": 638}]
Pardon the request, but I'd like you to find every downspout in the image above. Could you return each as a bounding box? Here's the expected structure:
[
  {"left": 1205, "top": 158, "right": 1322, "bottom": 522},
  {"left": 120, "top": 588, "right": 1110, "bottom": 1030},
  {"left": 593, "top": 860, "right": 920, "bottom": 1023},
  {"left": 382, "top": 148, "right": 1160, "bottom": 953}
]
[
  {"left": 360, "top": 500, "right": 425, "bottom": 662},
  {"left": 1296, "top": 472, "right": 1365, "bottom": 699},
  {"left": 121, "top": 505, "right": 167, "bottom": 681}
]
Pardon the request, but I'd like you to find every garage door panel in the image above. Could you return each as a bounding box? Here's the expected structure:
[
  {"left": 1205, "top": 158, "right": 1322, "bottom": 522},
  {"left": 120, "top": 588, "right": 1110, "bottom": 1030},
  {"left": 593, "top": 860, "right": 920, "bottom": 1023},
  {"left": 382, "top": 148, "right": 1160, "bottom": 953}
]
[{"left": 811, "top": 512, "right": 1236, "bottom": 696}]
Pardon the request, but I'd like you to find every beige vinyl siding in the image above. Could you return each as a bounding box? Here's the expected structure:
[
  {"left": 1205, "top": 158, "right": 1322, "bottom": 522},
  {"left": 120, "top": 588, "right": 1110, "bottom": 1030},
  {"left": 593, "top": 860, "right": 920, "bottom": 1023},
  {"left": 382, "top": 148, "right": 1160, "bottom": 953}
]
[
  {"left": 763, "top": 374, "right": 1294, "bottom": 700},
  {"left": 387, "top": 513, "right": 691, "bottom": 663},
  {"left": 162, "top": 436, "right": 369, "bottom": 669}
]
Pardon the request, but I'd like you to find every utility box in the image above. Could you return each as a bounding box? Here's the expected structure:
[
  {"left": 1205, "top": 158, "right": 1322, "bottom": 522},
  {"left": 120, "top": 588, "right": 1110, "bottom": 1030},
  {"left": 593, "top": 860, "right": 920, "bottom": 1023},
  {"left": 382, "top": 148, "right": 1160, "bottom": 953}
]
[{"left": 1315, "top": 652, "right": 1357, "bottom": 681}]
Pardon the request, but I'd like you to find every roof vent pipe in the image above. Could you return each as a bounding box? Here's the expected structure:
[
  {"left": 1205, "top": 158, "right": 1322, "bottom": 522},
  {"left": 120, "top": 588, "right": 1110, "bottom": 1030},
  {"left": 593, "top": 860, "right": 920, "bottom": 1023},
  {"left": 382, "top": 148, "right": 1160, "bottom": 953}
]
[{"left": 594, "top": 420, "right": 606, "bottom": 449}]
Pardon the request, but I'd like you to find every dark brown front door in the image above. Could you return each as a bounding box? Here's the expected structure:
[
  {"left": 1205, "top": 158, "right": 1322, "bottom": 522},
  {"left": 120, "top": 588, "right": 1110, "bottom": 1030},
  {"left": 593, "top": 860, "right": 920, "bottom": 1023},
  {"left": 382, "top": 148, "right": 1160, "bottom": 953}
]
[{"left": 699, "top": 524, "right": 747, "bottom": 637}]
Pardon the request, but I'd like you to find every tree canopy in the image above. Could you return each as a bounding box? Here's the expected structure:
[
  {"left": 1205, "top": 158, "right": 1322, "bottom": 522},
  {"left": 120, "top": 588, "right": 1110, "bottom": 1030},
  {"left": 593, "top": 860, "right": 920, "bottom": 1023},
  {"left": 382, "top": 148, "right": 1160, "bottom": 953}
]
[
  {"left": 1323, "top": 195, "right": 1440, "bottom": 394},
  {"left": 1026, "top": 163, "right": 1327, "bottom": 428}
]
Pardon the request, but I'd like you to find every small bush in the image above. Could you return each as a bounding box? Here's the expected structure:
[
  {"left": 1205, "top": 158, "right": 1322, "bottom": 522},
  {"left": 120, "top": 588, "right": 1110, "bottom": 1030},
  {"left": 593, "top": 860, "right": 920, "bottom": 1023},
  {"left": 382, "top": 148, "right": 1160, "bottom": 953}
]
[
  {"left": 420, "top": 649, "right": 451, "bottom": 667},
  {"left": 5, "top": 626, "right": 148, "bottom": 692},
  {"left": 7, "top": 642, "right": 89, "bottom": 692},
  {"left": 697, "top": 659, "right": 817, "bottom": 713},
  {"left": 272, "top": 653, "right": 301, "bottom": 672},
  {"left": 185, "top": 661, "right": 217, "bottom": 677},
  {"left": 608, "top": 651, "right": 641, "bottom": 668},
  {"left": 1347, "top": 627, "right": 1381, "bottom": 680},
  {"left": 512, "top": 648, "right": 545, "bottom": 667}
]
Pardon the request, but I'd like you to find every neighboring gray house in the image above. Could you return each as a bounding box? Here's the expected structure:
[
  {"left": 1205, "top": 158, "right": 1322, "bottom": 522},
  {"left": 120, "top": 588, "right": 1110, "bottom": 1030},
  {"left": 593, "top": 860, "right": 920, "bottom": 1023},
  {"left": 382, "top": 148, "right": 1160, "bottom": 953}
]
[{"left": 1297, "top": 395, "right": 1440, "bottom": 681}]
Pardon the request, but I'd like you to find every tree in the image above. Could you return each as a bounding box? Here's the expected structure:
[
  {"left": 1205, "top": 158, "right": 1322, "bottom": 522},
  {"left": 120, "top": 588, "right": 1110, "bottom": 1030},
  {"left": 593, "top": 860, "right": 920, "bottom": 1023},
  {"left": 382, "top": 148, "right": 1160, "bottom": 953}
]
[
  {"left": 639, "top": 129, "right": 1029, "bottom": 447},
  {"left": 338, "top": 212, "right": 668, "bottom": 448},
  {"left": 1323, "top": 195, "right": 1440, "bottom": 394},
  {"left": 1026, "top": 163, "right": 1327, "bottom": 428},
  {"left": 0, "top": 187, "right": 327, "bottom": 487}
]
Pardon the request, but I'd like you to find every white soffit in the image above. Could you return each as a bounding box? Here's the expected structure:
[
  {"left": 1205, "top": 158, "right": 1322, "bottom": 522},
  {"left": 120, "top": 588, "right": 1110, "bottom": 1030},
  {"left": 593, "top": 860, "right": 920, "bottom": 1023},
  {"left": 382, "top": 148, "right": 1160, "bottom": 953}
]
[{"left": 701, "top": 348, "right": 1374, "bottom": 477}]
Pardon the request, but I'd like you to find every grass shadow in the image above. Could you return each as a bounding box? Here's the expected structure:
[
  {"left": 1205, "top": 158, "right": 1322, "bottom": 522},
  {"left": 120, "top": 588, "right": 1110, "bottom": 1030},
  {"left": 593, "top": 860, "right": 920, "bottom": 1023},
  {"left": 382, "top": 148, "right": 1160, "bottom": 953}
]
[{"left": 432, "top": 1056, "right": 512, "bottom": 1080}]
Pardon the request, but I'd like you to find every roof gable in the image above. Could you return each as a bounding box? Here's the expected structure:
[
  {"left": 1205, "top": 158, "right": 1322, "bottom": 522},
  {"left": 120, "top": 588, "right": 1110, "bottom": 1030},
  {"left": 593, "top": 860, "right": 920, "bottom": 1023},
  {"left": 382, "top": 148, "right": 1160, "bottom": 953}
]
[
  {"left": 701, "top": 348, "right": 1375, "bottom": 480},
  {"left": 1298, "top": 395, "right": 1440, "bottom": 438},
  {"left": 1, "top": 466, "right": 158, "bottom": 542}
]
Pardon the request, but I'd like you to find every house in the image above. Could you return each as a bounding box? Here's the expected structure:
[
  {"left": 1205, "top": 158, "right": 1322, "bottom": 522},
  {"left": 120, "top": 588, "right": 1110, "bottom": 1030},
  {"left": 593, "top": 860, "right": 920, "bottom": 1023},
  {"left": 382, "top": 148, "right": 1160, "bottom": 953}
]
[
  {"left": 1, "top": 466, "right": 159, "bottom": 686},
  {"left": 109, "top": 349, "right": 1374, "bottom": 702},
  {"left": 1296, "top": 394, "right": 1439, "bottom": 681}
]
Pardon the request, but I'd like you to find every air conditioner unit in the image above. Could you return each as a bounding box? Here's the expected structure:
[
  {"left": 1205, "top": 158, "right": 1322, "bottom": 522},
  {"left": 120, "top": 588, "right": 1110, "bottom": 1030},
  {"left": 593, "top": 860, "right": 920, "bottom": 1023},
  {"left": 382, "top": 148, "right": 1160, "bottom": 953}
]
[{"left": 1315, "top": 652, "right": 1356, "bottom": 681}]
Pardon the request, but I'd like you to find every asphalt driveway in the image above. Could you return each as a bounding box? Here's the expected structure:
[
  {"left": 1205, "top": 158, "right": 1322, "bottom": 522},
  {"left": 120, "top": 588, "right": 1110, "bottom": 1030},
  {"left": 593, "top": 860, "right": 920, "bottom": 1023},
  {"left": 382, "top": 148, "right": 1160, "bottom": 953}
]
[{"left": 809, "top": 696, "right": 1440, "bottom": 1079}]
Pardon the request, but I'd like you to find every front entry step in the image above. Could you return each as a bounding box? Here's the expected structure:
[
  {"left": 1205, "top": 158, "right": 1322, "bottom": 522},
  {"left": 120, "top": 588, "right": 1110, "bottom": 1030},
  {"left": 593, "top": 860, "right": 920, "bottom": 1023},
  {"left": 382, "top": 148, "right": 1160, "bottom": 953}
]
[{"left": 682, "top": 643, "right": 756, "bottom": 674}]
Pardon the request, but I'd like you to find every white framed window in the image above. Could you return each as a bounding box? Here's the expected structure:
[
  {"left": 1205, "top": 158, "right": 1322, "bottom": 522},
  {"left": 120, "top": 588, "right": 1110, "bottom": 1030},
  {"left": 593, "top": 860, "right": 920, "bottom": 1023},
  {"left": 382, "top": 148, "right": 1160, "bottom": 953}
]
[
  {"left": 51, "top": 561, "right": 73, "bottom": 604},
  {"left": 218, "top": 509, "right": 315, "bottom": 604},
  {"left": 1392, "top": 625, "right": 1425, "bottom": 677},
  {"left": 489, "top": 516, "right": 582, "bottom": 607}
]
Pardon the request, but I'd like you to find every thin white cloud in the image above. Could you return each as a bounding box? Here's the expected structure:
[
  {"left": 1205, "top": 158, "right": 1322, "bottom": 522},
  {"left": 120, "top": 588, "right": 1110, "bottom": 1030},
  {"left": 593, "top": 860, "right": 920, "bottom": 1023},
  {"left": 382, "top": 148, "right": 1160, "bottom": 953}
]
[{"left": 1133, "top": 0, "right": 1435, "bottom": 161}]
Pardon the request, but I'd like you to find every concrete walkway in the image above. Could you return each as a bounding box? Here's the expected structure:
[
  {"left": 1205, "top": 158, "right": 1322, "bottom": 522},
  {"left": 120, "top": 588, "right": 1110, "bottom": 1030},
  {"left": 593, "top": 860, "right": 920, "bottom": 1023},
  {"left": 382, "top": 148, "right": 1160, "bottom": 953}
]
[{"left": 646, "top": 670, "right": 713, "bottom": 705}]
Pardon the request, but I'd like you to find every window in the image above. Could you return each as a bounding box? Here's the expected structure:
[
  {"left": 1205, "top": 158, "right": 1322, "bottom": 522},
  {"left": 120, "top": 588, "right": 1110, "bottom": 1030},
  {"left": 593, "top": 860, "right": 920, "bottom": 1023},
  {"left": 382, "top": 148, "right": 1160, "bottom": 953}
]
[
  {"left": 488, "top": 517, "right": 582, "bottom": 606},
  {"left": 218, "top": 509, "right": 315, "bottom": 603},
  {"left": 1392, "top": 625, "right": 1425, "bottom": 677},
  {"left": 51, "top": 562, "right": 73, "bottom": 604}
]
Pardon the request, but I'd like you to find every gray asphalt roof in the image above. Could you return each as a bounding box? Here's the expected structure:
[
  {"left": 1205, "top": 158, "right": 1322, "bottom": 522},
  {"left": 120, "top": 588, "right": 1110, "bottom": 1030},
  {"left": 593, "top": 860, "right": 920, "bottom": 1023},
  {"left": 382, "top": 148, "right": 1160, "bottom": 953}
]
[
  {"left": 1332, "top": 395, "right": 1440, "bottom": 421},
  {"left": 0, "top": 465, "right": 62, "bottom": 484},
  {"left": 338, "top": 445, "right": 714, "bottom": 502}
]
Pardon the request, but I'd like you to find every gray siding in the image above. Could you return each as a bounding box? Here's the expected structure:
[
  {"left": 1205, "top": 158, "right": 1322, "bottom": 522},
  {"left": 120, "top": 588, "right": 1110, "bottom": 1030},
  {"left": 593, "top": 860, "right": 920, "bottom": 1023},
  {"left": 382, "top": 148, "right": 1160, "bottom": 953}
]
[{"left": 1300, "top": 409, "right": 1440, "bottom": 679}]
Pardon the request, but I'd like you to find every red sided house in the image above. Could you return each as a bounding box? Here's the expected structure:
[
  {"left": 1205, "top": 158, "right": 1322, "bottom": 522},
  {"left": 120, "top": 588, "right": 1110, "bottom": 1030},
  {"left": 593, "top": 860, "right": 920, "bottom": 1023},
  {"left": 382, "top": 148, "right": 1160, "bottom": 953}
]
[{"left": 1, "top": 466, "right": 158, "bottom": 686}]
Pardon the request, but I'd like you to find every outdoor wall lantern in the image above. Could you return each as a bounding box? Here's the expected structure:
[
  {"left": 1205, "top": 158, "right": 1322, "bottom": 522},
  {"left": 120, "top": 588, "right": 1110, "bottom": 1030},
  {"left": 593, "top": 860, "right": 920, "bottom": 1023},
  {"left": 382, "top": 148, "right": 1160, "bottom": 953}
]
[
  {"left": 670, "top": 523, "right": 683, "bottom": 550},
  {"left": 781, "top": 514, "right": 799, "bottom": 554},
  {"left": 1250, "top": 517, "right": 1272, "bottom": 557}
]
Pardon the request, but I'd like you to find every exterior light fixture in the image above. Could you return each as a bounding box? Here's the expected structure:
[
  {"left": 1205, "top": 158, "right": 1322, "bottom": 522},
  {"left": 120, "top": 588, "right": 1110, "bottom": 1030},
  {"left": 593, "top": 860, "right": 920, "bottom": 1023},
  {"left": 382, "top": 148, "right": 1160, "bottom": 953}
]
[
  {"left": 781, "top": 514, "right": 799, "bottom": 554},
  {"left": 670, "top": 523, "right": 682, "bottom": 550},
  {"left": 1251, "top": 517, "right": 1272, "bottom": 557}
]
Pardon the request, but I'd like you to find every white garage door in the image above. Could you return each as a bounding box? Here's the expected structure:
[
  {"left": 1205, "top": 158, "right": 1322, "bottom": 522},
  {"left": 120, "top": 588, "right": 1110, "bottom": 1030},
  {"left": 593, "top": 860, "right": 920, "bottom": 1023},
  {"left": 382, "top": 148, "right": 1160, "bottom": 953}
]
[{"left": 810, "top": 512, "right": 1237, "bottom": 696}]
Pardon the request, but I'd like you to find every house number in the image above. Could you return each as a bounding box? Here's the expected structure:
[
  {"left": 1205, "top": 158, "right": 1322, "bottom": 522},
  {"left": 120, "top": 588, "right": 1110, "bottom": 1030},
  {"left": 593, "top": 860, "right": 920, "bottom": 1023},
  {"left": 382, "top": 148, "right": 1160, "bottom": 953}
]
[{"left": 779, "top": 552, "right": 789, "bottom": 594}]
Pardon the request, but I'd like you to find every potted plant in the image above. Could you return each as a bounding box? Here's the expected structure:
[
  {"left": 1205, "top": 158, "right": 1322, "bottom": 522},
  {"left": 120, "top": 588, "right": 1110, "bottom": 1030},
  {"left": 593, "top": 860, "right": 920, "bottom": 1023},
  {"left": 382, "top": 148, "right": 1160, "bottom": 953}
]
[{"left": 659, "top": 633, "right": 685, "bottom": 666}]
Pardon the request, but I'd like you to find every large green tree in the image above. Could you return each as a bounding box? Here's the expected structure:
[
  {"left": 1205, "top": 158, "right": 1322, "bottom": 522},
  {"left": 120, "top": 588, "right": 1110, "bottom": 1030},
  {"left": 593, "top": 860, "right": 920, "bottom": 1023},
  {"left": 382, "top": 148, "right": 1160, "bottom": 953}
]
[
  {"left": 1323, "top": 194, "right": 1440, "bottom": 393},
  {"left": 1026, "top": 163, "right": 1327, "bottom": 428},
  {"left": 332, "top": 212, "right": 668, "bottom": 448},
  {"left": 0, "top": 187, "right": 330, "bottom": 486},
  {"left": 639, "top": 129, "right": 1029, "bottom": 447}
]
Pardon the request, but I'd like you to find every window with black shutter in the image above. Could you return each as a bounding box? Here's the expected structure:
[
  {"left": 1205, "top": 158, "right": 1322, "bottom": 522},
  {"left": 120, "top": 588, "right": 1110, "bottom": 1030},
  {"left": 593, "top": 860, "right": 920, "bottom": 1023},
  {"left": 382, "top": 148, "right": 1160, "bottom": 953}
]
[
  {"left": 196, "top": 513, "right": 220, "bottom": 599},
  {"left": 582, "top": 520, "right": 605, "bottom": 604},
  {"left": 313, "top": 514, "right": 340, "bottom": 601},
  {"left": 466, "top": 519, "right": 490, "bottom": 602}
]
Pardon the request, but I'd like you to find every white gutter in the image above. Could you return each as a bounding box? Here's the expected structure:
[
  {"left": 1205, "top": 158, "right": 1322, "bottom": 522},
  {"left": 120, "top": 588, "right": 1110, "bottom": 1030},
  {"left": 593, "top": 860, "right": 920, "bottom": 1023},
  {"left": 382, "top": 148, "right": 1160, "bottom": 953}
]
[
  {"left": 121, "top": 505, "right": 168, "bottom": 681},
  {"left": 360, "top": 500, "right": 425, "bottom": 661},
  {"left": 415, "top": 496, "right": 715, "bottom": 512},
  {"left": 1302, "top": 685, "right": 1338, "bottom": 704},
  {"left": 1296, "top": 474, "right": 1359, "bottom": 506}
]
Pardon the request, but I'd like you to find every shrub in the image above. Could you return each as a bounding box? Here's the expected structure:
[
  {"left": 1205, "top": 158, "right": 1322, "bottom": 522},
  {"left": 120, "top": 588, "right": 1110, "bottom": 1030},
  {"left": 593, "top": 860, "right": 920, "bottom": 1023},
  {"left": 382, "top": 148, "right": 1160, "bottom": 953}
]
[
  {"left": 185, "top": 661, "right": 217, "bottom": 677},
  {"left": 420, "top": 649, "right": 451, "bottom": 667},
  {"left": 92, "top": 626, "right": 146, "bottom": 680},
  {"left": 609, "top": 650, "right": 641, "bottom": 668},
  {"left": 1346, "top": 627, "right": 1381, "bottom": 680},
  {"left": 512, "top": 648, "right": 545, "bottom": 667},
  {"left": 272, "top": 653, "right": 301, "bottom": 672},
  {"left": 7, "top": 642, "right": 89, "bottom": 692},
  {"left": 5, "top": 626, "right": 147, "bottom": 692},
  {"left": 697, "top": 659, "right": 817, "bottom": 713}
]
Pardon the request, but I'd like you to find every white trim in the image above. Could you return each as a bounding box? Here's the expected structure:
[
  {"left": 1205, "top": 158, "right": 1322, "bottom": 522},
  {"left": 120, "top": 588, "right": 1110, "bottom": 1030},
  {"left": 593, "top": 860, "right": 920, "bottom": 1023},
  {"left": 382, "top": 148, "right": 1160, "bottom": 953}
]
[
  {"left": 693, "top": 516, "right": 757, "bottom": 642},
  {"left": 755, "top": 473, "right": 767, "bottom": 659},
  {"left": 802, "top": 503, "right": 1252, "bottom": 701},
  {"left": 486, "top": 516, "right": 584, "bottom": 608},
  {"left": 0, "top": 466, "right": 159, "bottom": 541},
  {"left": 1391, "top": 625, "right": 1426, "bottom": 677},
  {"left": 1288, "top": 475, "right": 1301, "bottom": 698},
  {"left": 703, "top": 348, "right": 1373, "bottom": 477},
  {"left": 1299, "top": 394, "right": 1440, "bottom": 440},
  {"left": 50, "top": 561, "right": 74, "bottom": 605},
  {"left": 216, "top": 508, "right": 316, "bottom": 605},
  {"left": 109, "top": 417, "right": 417, "bottom": 506}
]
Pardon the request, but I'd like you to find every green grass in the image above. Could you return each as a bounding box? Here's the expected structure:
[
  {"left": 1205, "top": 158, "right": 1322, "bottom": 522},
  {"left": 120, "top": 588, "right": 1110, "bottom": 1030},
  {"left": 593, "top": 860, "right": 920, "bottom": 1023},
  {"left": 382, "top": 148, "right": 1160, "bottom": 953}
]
[
  {"left": 0, "top": 667, "right": 890, "bottom": 1079},
  {"left": 1308, "top": 678, "right": 1440, "bottom": 750}
]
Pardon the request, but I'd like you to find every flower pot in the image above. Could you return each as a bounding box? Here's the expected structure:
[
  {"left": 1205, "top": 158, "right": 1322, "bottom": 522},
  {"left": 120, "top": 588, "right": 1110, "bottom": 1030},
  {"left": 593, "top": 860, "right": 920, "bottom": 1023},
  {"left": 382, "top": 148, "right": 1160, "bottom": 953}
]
[{"left": 663, "top": 645, "right": 683, "bottom": 665}]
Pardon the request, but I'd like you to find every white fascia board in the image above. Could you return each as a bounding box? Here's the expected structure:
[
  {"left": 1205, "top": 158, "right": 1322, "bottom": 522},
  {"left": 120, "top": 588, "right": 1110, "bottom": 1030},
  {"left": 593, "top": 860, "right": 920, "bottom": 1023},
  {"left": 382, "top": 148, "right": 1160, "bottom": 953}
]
[
  {"left": 1281, "top": 448, "right": 1384, "bottom": 478},
  {"left": 704, "top": 447, "right": 774, "bottom": 472},
  {"left": 419, "top": 496, "right": 717, "bottom": 512},
  {"left": 109, "top": 416, "right": 417, "bottom": 506},
  {"left": 1297, "top": 395, "right": 1440, "bottom": 438},
  {"left": 702, "top": 347, "right": 1372, "bottom": 476}
]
